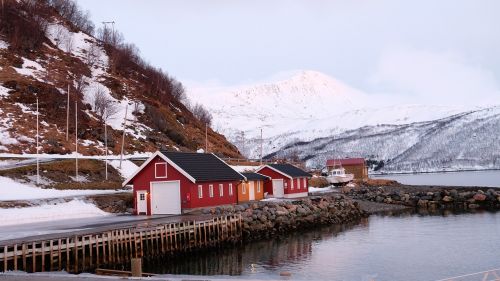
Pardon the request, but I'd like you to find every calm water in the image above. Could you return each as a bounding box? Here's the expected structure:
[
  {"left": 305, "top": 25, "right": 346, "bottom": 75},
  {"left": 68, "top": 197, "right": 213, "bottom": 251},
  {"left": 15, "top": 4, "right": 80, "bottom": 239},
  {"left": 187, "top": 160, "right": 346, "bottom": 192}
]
[
  {"left": 145, "top": 212, "right": 500, "bottom": 281},
  {"left": 372, "top": 170, "right": 500, "bottom": 187}
]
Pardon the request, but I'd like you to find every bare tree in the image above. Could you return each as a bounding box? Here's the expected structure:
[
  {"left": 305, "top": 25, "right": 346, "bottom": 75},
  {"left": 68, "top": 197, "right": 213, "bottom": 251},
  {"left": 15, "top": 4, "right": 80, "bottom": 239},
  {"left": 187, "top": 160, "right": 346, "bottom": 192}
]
[
  {"left": 190, "top": 103, "right": 213, "bottom": 126},
  {"left": 63, "top": 31, "right": 74, "bottom": 53},
  {"left": 92, "top": 85, "right": 119, "bottom": 123},
  {"left": 84, "top": 41, "right": 100, "bottom": 67}
]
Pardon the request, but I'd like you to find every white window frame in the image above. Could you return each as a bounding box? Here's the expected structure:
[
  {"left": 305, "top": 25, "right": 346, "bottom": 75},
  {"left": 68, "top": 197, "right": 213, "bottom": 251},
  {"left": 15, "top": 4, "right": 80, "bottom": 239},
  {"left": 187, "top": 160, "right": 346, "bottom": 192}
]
[
  {"left": 257, "top": 181, "right": 261, "bottom": 192},
  {"left": 303, "top": 178, "right": 307, "bottom": 189},
  {"left": 198, "top": 185, "right": 203, "bottom": 198},
  {"left": 155, "top": 162, "right": 168, "bottom": 178},
  {"left": 209, "top": 184, "right": 214, "bottom": 198},
  {"left": 242, "top": 183, "right": 247, "bottom": 194},
  {"left": 291, "top": 179, "right": 294, "bottom": 190},
  {"left": 219, "top": 183, "right": 224, "bottom": 197},
  {"left": 229, "top": 183, "right": 233, "bottom": 196},
  {"left": 284, "top": 181, "right": 288, "bottom": 189},
  {"left": 297, "top": 178, "right": 301, "bottom": 189}
]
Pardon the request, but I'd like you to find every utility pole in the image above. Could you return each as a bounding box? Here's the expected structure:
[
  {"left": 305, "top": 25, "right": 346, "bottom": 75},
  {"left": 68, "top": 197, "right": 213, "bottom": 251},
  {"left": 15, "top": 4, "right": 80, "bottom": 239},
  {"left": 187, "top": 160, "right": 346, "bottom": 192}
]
[
  {"left": 36, "top": 96, "right": 39, "bottom": 185},
  {"left": 75, "top": 100, "right": 78, "bottom": 181},
  {"left": 260, "top": 128, "right": 263, "bottom": 165},
  {"left": 241, "top": 131, "right": 245, "bottom": 158},
  {"left": 205, "top": 123, "right": 208, "bottom": 153},
  {"left": 66, "top": 84, "right": 69, "bottom": 141},
  {"left": 119, "top": 104, "right": 128, "bottom": 169},
  {"left": 104, "top": 108, "right": 108, "bottom": 180}
]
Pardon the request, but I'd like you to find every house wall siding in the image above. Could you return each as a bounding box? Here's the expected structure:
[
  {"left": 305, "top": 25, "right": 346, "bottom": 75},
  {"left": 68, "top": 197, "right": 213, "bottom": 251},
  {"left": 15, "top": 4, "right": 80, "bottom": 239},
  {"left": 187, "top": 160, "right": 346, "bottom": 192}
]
[
  {"left": 131, "top": 155, "right": 239, "bottom": 214},
  {"left": 237, "top": 180, "right": 265, "bottom": 203},
  {"left": 258, "top": 167, "right": 308, "bottom": 195}
]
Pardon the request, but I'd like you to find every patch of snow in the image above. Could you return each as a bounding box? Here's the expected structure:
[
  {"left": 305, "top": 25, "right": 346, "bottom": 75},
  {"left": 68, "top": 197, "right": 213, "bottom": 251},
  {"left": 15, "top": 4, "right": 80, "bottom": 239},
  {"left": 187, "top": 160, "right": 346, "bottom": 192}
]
[
  {"left": 309, "top": 186, "right": 334, "bottom": 194},
  {"left": 13, "top": 57, "right": 46, "bottom": 80},
  {"left": 109, "top": 160, "right": 138, "bottom": 179},
  {"left": 40, "top": 121, "right": 49, "bottom": 127},
  {"left": 17, "top": 135, "right": 34, "bottom": 143},
  {"left": 0, "top": 176, "right": 119, "bottom": 201},
  {"left": 0, "top": 200, "right": 110, "bottom": 226},
  {"left": 196, "top": 148, "right": 205, "bottom": 153},
  {"left": 0, "top": 85, "right": 11, "bottom": 98},
  {"left": 230, "top": 165, "right": 260, "bottom": 172},
  {"left": 0, "top": 40, "right": 8, "bottom": 49},
  {"left": 14, "top": 102, "right": 35, "bottom": 113},
  {"left": 81, "top": 139, "right": 96, "bottom": 146}
]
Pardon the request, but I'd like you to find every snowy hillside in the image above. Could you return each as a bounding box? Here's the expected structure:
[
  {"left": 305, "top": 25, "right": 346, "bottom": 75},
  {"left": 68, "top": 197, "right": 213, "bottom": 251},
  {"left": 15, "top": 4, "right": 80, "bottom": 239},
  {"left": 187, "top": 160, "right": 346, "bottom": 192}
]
[
  {"left": 0, "top": 0, "right": 240, "bottom": 157},
  {"left": 188, "top": 70, "right": 472, "bottom": 159},
  {"left": 270, "top": 106, "right": 500, "bottom": 171}
]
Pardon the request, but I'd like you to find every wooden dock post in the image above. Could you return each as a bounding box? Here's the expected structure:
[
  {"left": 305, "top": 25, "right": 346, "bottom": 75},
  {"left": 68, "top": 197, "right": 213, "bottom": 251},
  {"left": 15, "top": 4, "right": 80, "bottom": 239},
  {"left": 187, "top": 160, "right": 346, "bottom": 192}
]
[{"left": 130, "top": 258, "right": 142, "bottom": 277}]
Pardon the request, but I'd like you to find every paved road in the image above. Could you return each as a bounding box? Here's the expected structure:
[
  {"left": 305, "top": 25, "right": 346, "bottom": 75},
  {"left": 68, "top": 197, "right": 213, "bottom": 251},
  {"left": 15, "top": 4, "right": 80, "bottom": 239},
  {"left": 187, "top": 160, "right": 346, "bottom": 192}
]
[{"left": 0, "top": 213, "right": 214, "bottom": 246}]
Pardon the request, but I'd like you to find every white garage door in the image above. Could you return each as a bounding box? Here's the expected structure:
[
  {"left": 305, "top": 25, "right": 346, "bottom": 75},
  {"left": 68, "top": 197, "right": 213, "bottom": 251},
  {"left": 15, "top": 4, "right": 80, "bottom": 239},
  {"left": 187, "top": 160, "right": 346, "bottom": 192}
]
[
  {"left": 272, "top": 179, "right": 284, "bottom": 198},
  {"left": 150, "top": 181, "right": 181, "bottom": 215}
]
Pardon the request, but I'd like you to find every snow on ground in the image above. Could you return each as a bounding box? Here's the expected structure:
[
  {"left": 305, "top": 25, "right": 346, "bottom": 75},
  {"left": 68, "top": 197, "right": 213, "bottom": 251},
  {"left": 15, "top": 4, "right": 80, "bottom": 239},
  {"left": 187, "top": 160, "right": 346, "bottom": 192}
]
[
  {"left": 0, "top": 85, "right": 10, "bottom": 98},
  {"left": 0, "top": 176, "right": 120, "bottom": 201},
  {"left": 309, "top": 186, "right": 335, "bottom": 194},
  {"left": 13, "top": 57, "right": 46, "bottom": 80},
  {"left": 0, "top": 39, "right": 8, "bottom": 49},
  {"left": 0, "top": 199, "right": 110, "bottom": 226},
  {"left": 109, "top": 160, "right": 138, "bottom": 179},
  {"left": 230, "top": 165, "right": 261, "bottom": 172}
]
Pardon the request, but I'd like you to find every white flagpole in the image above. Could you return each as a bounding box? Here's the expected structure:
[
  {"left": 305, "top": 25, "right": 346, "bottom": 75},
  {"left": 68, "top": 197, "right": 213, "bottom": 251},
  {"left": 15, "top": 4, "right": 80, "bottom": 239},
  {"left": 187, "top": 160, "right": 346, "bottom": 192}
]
[
  {"left": 66, "top": 84, "right": 69, "bottom": 141},
  {"left": 119, "top": 104, "right": 128, "bottom": 169},
  {"left": 75, "top": 100, "right": 78, "bottom": 181},
  {"left": 260, "top": 128, "right": 263, "bottom": 165},
  {"left": 104, "top": 108, "right": 108, "bottom": 180},
  {"left": 36, "top": 97, "right": 39, "bottom": 185},
  {"left": 205, "top": 123, "right": 208, "bottom": 153}
]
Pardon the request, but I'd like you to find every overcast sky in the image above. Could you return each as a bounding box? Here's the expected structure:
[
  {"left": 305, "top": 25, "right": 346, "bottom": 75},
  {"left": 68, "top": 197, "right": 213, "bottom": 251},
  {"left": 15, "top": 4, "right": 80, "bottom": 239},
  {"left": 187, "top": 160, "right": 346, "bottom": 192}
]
[{"left": 77, "top": 0, "right": 500, "bottom": 105}]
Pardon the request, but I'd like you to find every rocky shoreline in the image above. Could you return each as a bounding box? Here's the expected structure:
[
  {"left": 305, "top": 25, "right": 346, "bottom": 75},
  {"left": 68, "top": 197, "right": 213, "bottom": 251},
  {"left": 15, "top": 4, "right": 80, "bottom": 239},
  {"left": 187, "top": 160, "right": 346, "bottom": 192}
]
[
  {"left": 348, "top": 186, "right": 500, "bottom": 211},
  {"left": 199, "top": 194, "right": 367, "bottom": 240}
]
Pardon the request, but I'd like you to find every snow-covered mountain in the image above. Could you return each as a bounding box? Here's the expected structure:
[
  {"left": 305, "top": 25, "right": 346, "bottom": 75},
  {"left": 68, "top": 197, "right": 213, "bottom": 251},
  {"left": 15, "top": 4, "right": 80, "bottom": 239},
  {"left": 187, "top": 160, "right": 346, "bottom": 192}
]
[
  {"left": 272, "top": 106, "right": 500, "bottom": 171},
  {"left": 188, "top": 70, "right": 488, "bottom": 170}
]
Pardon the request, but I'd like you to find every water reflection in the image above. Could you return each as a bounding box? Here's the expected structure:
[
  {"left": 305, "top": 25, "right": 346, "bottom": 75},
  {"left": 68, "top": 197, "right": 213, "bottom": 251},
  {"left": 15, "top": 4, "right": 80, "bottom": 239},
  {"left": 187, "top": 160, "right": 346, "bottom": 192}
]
[
  {"left": 144, "top": 212, "right": 500, "bottom": 281},
  {"left": 143, "top": 220, "right": 365, "bottom": 276}
]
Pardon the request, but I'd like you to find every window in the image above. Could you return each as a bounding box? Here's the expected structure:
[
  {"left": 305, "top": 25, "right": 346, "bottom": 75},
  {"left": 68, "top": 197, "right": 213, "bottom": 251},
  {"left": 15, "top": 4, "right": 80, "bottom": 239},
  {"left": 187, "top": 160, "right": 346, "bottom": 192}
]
[
  {"left": 297, "top": 178, "right": 301, "bottom": 189},
  {"left": 242, "top": 183, "right": 246, "bottom": 194},
  {"left": 284, "top": 182, "right": 288, "bottom": 189},
  {"left": 209, "top": 185, "right": 214, "bottom": 197},
  {"left": 155, "top": 162, "right": 167, "bottom": 178},
  {"left": 198, "top": 185, "right": 203, "bottom": 198},
  {"left": 219, "top": 184, "right": 224, "bottom": 197},
  {"left": 303, "top": 178, "right": 307, "bottom": 189},
  {"left": 139, "top": 193, "right": 145, "bottom": 200},
  {"left": 291, "top": 179, "right": 294, "bottom": 190},
  {"left": 229, "top": 183, "right": 233, "bottom": 196},
  {"left": 257, "top": 181, "right": 261, "bottom": 192}
]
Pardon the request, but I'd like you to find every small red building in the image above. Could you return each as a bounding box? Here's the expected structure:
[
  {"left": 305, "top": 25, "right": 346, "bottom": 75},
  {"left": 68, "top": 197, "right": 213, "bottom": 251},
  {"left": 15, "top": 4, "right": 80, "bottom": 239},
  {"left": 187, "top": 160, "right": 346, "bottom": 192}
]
[
  {"left": 326, "top": 158, "right": 368, "bottom": 179},
  {"left": 122, "top": 151, "right": 244, "bottom": 215},
  {"left": 256, "top": 164, "right": 311, "bottom": 199}
]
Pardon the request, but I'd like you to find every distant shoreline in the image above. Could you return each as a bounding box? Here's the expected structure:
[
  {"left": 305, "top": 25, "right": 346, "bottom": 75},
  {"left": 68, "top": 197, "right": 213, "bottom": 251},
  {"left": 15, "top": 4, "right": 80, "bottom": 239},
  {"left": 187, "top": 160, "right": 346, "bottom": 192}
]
[{"left": 370, "top": 168, "right": 500, "bottom": 176}]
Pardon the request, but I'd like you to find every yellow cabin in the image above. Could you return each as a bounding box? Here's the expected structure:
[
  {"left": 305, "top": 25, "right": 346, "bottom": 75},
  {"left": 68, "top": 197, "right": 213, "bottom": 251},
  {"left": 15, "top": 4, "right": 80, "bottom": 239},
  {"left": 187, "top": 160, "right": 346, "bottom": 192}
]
[{"left": 238, "top": 172, "right": 269, "bottom": 203}]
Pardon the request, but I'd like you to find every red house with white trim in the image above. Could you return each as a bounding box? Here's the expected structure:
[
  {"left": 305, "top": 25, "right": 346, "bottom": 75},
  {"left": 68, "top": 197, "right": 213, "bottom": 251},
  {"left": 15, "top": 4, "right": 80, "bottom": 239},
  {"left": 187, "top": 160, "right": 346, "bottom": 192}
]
[
  {"left": 256, "top": 164, "right": 311, "bottom": 199},
  {"left": 122, "top": 151, "right": 244, "bottom": 215}
]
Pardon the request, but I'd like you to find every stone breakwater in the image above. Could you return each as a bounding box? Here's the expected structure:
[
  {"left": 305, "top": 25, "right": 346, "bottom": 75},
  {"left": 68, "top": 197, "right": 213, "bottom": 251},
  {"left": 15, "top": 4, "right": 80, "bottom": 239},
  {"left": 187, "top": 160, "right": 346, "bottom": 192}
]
[
  {"left": 202, "top": 195, "right": 366, "bottom": 240},
  {"left": 348, "top": 187, "right": 500, "bottom": 211}
]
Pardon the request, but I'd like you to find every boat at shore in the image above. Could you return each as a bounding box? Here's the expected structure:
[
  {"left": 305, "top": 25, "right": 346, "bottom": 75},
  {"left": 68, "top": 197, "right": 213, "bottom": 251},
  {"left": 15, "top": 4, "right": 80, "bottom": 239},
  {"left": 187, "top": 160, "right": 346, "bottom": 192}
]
[{"left": 326, "top": 167, "right": 354, "bottom": 185}]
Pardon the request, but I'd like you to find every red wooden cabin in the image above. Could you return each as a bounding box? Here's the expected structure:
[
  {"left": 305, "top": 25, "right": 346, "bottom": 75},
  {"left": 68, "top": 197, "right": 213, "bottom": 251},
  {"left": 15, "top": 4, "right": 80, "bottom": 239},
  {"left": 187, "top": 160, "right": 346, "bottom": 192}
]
[
  {"left": 256, "top": 164, "right": 311, "bottom": 199},
  {"left": 122, "top": 151, "right": 244, "bottom": 215}
]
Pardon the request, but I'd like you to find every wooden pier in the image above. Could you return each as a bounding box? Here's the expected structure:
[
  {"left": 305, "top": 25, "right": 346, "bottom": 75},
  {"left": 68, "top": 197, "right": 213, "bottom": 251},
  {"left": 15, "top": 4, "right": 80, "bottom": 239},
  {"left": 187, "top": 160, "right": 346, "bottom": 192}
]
[{"left": 0, "top": 214, "right": 242, "bottom": 273}]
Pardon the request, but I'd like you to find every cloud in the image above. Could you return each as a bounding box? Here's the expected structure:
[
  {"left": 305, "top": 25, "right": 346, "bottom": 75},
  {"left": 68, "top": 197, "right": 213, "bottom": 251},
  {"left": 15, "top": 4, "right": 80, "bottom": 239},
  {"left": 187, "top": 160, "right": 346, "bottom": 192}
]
[{"left": 369, "top": 47, "right": 500, "bottom": 106}]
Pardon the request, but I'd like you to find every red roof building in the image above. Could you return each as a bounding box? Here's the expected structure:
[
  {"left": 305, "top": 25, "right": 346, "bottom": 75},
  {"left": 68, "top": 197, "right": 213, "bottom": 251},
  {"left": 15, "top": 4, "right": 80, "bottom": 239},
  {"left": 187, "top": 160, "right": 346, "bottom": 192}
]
[
  {"left": 123, "top": 151, "right": 244, "bottom": 215},
  {"left": 256, "top": 164, "right": 311, "bottom": 199},
  {"left": 326, "top": 158, "right": 368, "bottom": 179}
]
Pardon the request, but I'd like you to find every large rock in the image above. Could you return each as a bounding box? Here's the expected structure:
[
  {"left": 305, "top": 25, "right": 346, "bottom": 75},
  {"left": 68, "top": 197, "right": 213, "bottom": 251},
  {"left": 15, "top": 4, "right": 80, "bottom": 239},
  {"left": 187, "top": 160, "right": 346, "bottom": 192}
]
[
  {"left": 442, "top": 196, "right": 454, "bottom": 203},
  {"left": 473, "top": 193, "right": 487, "bottom": 201}
]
